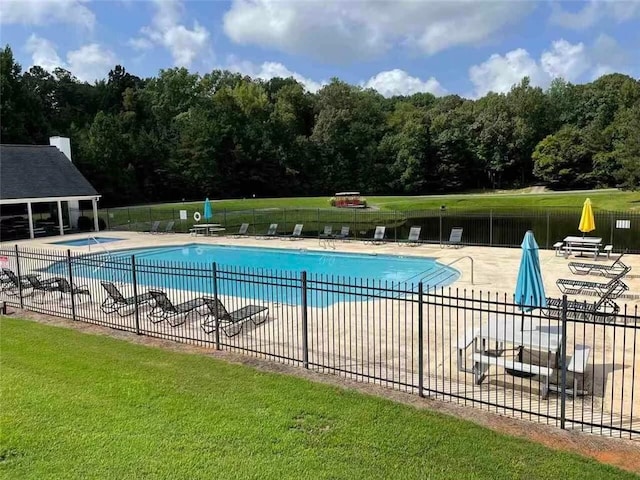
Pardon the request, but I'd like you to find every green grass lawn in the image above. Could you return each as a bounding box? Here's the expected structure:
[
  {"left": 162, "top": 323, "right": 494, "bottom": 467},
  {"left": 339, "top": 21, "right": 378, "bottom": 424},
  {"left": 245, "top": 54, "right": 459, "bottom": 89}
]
[
  {"left": 111, "top": 189, "right": 640, "bottom": 217},
  {"left": 369, "top": 190, "right": 640, "bottom": 212},
  {"left": 1, "top": 317, "right": 634, "bottom": 479},
  {"left": 102, "top": 189, "right": 640, "bottom": 232}
]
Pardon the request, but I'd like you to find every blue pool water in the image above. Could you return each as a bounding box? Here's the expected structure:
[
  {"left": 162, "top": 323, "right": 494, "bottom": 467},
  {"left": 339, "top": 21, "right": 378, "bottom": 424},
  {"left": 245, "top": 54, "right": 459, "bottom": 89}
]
[
  {"left": 51, "top": 244, "right": 459, "bottom": 306},
  {"left": 51, "top": 236, "right": 124, "bottom": 246}
]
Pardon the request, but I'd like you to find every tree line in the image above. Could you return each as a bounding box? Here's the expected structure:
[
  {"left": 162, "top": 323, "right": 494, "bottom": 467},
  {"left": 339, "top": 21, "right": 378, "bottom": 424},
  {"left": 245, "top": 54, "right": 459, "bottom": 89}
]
[{"left": 1, "top": 45, "right": 639, "bottom": 207}]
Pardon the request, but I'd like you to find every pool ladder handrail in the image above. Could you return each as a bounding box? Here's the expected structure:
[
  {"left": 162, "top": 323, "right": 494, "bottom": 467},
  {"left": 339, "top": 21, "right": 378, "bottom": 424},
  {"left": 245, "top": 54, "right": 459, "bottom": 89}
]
[
  {"left": 419, "top": 255, "right": 474, "bottom": 288},
  {"left": 87, "top": 236, "right": 125, "bottom": 284}
]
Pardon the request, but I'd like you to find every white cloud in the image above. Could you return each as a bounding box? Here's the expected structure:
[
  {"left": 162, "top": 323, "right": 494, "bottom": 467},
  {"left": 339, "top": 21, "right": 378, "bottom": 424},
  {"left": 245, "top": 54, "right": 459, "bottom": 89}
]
[
  {"left": 67, "top": 44, "right": 118, "bottom": 83},
  {"left": 469, "top": 49, "right": 546, "bottom": 97},
  {"left": 540, "top": 39, "right": 590, "bottom": 81},
  {"left": 223, "top": 0, "right": 533, "bottom": 62},
  {"left": 25, "top": 35, "right": 63, "bottom": 72},
  {"left": 549, "top": 0, "right": 640, "bottom": 30},
  {"left": 25, "top": 35, "right": 117, "bottom": 82},
  {"left": 227, "top": 59, "right": 325, "bottom": 93},
  {"left": 362, "top": 69, "right": 447, "bottom": 97},
  {"left": 468, "top": 36, "right": 630, "bottom": 97},
  {"left": 590, "top": 33, "right": 629, "bottom": 79},
  {"left": 131, "top": 0, "right": 211, "bottom": 67},
  {"left": 128, "top": 37, "right": 154, "bottom": 51},
  {"left": 226, "top": 60, "right": 447, "bottom": 97},
  {"left": 1, "top": 0, "right": 95, "bottom": 28}
]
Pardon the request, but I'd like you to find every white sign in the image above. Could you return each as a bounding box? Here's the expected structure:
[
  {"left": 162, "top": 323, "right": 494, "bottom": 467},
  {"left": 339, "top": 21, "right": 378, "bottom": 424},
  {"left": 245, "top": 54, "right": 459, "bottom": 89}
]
[
  {"left": 179, "top": 210, "right": 188, "bottom": 220},
  {"left": 616, "top": 220, "right": 631, "bottom": 229},
  {"left": 0, "top": 256, "right": 8, "bottom": 268}
]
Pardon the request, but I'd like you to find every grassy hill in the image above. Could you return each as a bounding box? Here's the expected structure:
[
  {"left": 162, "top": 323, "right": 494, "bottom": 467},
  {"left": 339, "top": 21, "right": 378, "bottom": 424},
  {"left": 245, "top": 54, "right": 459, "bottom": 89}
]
[{"left": 116, "top": 189, "right": 640, "bottom": 214}]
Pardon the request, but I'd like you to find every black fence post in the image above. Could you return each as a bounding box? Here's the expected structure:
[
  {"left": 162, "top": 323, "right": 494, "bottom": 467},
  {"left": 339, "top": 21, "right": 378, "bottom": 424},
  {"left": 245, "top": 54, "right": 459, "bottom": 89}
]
[
  {"left": 418, "top": 282, "right": 424, "bottom": 397},
  {"left": 560, "top": 295, "right": 568, "bottom": 430},
  {"left": 394, "top": 210, "right": 398, "bottom": 242},
  {"left": 14, "top": 245, "right": 24, "bottom": 309},
  {"left": 131, "top": 255, "right": 141, "bottom": 335},
  {"left": 301, "top": 271, "right": 309, "bottom": 369},
  {"left": 212, "top": 262, "right": 221, "bottom": 351},
  {"left": 489, "top": 210, "right": 493, "bottom": 246},
  {"left": 546, "top": 211, "right": 550, "bottom": 249},
  {"left": 252, "top": 210, "right": 256, "bottom": 235},
  {"left": 67, "top": 249, "right": 77, "bottom": 321}
]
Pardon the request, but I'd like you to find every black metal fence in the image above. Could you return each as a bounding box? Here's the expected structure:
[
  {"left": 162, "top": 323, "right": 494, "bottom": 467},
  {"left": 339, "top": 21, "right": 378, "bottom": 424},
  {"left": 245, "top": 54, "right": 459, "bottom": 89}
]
[
  {"left": 1, "top": 245, "right": 639, "bottom": 439},
  {"left": 91, "top": 206, "right": 640, "bottom": 253}
]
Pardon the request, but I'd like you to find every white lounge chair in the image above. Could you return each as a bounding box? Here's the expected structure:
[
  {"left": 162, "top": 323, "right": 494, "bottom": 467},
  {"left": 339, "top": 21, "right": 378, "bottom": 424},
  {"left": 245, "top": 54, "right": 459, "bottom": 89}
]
[
  {"left": 371, "top": 226, "right": 386, "bottom": 244},
  {"left": 443, "top": 227, "right": 463, "bottom": 248},
  {"left": 404, "top": 226, "right": 421, "bottom": 246}
]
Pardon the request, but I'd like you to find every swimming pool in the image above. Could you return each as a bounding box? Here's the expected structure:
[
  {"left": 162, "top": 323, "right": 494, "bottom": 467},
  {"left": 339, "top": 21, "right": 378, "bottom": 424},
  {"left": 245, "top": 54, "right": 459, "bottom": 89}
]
[
  {"left": 51, "top": 236, "right": 124, "bottom": 246},
  {"left": 52, "top": 244, "right": 459, "bottom": 306}
]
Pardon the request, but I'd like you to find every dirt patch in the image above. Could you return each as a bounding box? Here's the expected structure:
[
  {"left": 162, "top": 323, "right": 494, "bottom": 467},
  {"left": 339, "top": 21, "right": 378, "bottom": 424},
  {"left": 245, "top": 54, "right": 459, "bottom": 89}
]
[{"left": 3, "top": 309, "right": 640, "bottom": 474}]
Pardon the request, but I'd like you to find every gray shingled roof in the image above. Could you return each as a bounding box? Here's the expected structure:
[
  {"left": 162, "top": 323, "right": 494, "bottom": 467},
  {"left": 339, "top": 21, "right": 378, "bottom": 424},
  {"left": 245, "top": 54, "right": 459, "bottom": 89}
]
[{"left": 0, "top": 145, "right": 99, "bottom": 200}]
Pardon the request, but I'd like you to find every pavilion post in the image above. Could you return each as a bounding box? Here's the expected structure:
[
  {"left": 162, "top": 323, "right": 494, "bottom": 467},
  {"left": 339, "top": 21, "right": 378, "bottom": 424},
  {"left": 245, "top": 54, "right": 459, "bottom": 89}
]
[
  {"left": 27, "top": 202, "right": 35, "bottom": 239},
  {"left": 57, "top": 200, "right": 65, "bottom": 236},
  {"left": 92, "top": 198, "right": 99, "bottom": 232}
]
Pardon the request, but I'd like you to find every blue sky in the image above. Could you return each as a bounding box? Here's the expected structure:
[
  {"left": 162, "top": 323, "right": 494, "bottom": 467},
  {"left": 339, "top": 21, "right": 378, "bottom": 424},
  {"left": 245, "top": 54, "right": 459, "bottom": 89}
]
[{"left": 1, "top": 0, "right": 638, "bottom": 98}]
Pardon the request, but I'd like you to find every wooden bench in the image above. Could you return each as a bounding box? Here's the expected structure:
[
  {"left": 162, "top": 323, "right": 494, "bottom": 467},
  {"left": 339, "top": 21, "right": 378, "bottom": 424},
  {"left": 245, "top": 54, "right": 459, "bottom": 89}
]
[
  {"left": 549, "top": 344, "right": 591, "bottom": 396},
  {"left": 472, "top": 353, "right": 553, "bottom": 398}
]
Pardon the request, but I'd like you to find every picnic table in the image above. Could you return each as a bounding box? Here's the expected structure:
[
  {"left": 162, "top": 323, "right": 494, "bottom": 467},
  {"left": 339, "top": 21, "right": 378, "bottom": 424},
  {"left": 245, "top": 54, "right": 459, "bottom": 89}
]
[
  {"left": 464, "top": 319, "right": 562, "bottom": 398},
  {"left": 562, "top": 236, "right": 602, "bottom": 259},
  {"left": 191, "top": 224, "right": 226, "bottom": 236}
]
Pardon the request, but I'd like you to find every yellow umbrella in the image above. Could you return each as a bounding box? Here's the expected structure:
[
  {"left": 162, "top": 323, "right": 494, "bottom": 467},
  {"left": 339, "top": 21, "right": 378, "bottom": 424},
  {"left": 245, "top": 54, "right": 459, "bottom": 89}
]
[{"left": 578, "top": 198, "right": 595, "bottom": 235}]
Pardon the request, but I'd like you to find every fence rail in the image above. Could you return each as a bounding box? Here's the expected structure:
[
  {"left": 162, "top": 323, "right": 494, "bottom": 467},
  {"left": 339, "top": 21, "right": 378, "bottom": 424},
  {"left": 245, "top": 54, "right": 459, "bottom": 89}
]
[
  {"left": 90, "top": 206, "right": 640, "bottom": 253},
  {"left": 1, "top": 245, "right": 639, "bottom": 439}
]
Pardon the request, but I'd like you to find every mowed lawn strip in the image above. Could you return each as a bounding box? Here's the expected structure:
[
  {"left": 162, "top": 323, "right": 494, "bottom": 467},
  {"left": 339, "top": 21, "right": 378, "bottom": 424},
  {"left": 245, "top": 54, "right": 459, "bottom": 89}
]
[
  {"left": 1, "top": 317, "right": 634, "bottom": 480},
  {"left": 116, "top": 189, "right": 640, "bottom": 218}
]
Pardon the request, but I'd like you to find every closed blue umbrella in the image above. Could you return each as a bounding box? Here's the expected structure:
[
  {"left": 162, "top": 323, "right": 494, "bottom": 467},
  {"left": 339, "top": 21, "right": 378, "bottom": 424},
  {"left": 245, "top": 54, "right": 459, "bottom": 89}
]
[
  {"left": 515, "top": 230, "right": 547, "bottom": 329},
  {"left": 203, "top": 198, "right": 212, "bottom": 221}
]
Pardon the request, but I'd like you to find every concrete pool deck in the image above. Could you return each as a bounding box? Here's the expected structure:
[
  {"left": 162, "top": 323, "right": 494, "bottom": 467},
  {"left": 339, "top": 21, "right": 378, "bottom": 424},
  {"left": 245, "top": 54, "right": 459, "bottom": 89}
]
[{"left": 4, "top": 230, "right": 640, "bottom": 308}]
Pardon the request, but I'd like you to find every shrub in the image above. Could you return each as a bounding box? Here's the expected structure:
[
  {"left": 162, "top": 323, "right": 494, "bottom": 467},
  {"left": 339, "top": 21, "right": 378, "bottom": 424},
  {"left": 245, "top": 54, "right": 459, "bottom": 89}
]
[
  {"left": 329, "top": 197, "right": 337, "bottom": 207},
  {"left": 77, "top": 216, "right": 91, "bottom": 231},
  {"left": 76, "top": 217, "right": 106, "bottom": 231},
  {"left": 360, "top": 198, "right": 367, "bottom": 208}
]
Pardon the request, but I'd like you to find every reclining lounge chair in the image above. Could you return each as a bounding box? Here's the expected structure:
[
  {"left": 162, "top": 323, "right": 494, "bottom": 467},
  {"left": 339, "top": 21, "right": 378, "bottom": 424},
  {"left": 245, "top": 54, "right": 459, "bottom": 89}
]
[
  {"left": 568, "top": 252, "right": 630, "bottom": 278},
  {"left": 319, "top": 226, "right": 335, "bottom": 248},
  {"left": 556, "top": 272, "right": 628, "bottom": 299},
  {"left": 371, "top": 226, "right": 386, "bottom": 244},
  {"left": 100, "top": 282, "right": 154, "bottom": 316},
  {"left": 258, "top": 223, "right": 278, "bottom": 239},
  {"left": 405, "top": 226, "right": 422, "bottom": 246},
  {"left": 334, "top": 226, "right": 350, "bottom": 240},
  {"left": 25, "top": 275, "right": 64, "bottom": 303},
  {"left": 147, "top": 290, "right": 209, "bottom": 326},
  {"left": 234, "top": 223, "right": 250, "bottom": 237},
  {"left": 1, "top": 268, "right": 35, "bottom": 296},
  {"left": 201, "top": 298, "right": 269, "bottom": 337},
  {"left": 443, "top": 227, "right": 463, "bottom": 248},
  {"left": 545, "top": 280, "right": 621, "bottom": 323},
  {"left": 161, "top": 221, "right": 175, "bottom": 234},
  {"left": 286, "top": 224, "right": 303, "bottom": 240},
  {"left": 55, "top": 278, "right": 92, "bottom": 305}
]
